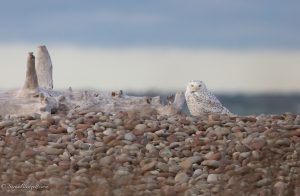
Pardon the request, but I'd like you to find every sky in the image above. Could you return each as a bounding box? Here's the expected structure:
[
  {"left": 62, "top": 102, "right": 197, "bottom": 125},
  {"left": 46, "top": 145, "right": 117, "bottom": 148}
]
[{"left": 0, "top": 0, "right": 299, "bottom": 93}]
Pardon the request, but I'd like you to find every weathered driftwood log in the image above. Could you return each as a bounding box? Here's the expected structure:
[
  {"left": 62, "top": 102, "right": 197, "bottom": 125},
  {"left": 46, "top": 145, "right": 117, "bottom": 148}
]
[
  {"left": 157, "top": 92, "right": 185, "bottom": 115},
  {"left": 17, "top": 52, "right": 39, "bottom": 97},
  {"left": 23, "top": 52, "right": 39, "bottom": 90},
  {"left": 174, "top": 92, "right": 185, "bottom": 110},
  {"left": 36, "top": 45, "right": 53, "bottom": 89},
  {"left": 0, "top": 45, "right": 186, "bottom": 117}
]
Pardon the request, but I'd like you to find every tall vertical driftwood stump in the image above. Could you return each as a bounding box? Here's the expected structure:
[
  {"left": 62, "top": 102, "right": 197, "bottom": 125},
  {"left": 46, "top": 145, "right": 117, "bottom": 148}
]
[
  {"left": 17, "top": 52, "right": 39, "bottom": 97},
  {"left": 24, "top": 52, "right": 39, "bottom": 90},
  {"left": 36, "top": 45, "right": 53, "bottom": 89}
]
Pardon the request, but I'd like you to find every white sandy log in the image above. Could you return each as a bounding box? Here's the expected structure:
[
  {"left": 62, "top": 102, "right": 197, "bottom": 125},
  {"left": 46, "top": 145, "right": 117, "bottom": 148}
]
[
  {"left": 2, "top": 89, "right": 185, "bottom": 117},
  {"left": 36, "top": 45, "right": 53, "bottom": 89}
]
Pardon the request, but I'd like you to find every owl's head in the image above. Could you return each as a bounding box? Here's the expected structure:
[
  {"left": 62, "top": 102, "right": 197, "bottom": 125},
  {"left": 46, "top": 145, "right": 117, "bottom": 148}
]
[{"left": 186, "top": 80, "right": 207, "bottom": 93}]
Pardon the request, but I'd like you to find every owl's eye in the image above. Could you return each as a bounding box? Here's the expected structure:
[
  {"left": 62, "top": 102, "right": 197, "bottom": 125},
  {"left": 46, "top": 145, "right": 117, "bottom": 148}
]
[{"left": 198, "top": 84, "right": 201, "bottom": 87}]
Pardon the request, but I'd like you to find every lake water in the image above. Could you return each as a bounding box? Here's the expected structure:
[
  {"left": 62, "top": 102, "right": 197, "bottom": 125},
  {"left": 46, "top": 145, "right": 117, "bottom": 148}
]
[{"left": 128, "top": 92, "right": 300, "bottom": 116}]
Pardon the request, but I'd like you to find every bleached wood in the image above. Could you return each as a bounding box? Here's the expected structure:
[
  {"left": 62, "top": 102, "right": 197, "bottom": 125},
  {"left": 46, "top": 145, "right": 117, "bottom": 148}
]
[
  {"left": 36, "top": 45, "right": 53, "bottom": 89},
  {"left": 0, "top": 46, "right": 185, "bottom": 117},
  {"left": 17, "top": 52, "right": 39, "bottom": 98}
]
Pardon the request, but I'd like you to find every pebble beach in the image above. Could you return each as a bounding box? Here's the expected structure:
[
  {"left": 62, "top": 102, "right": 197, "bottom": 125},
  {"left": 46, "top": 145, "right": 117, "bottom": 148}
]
[{"left": 0, "top": 111, "right": 300, "bottom": 196}]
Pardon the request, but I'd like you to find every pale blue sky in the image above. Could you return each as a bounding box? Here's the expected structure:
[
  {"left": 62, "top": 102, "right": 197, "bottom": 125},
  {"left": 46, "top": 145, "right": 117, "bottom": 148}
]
[
  {"left": 0, "top": 0, "right": 299, "bottom": 48},
  {"left": 0, "top": 1, "right": 300, "bottom": 93}
]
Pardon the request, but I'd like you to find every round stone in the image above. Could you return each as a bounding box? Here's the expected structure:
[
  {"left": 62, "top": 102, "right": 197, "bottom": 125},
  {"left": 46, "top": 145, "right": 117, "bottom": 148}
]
[
  {"left": 207, "top": 174, "right": 218, "bottom": 183},
  {"left": 124, "top": 133, "right": 136, "bottom": 141},
  {"left": 202, "top": 160, "right": 220, "bottom": 168},
  {"left": 175, "top": 172, "right": 189, "bottom": 183},
  {"left": 135, "top": 124, "right": 147, "bottom": 131}
]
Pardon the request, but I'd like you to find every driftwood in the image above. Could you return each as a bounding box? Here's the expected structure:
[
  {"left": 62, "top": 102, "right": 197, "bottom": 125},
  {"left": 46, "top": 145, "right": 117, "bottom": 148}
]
[
  {"left": 17, "top": 52, "right": 39, "bottom": 98},
  {"left": 36, "top": 45, "right": 53, "bottom": 89},
  {"left": 0, "top": 46, "right": 186, "bottom": 117}
]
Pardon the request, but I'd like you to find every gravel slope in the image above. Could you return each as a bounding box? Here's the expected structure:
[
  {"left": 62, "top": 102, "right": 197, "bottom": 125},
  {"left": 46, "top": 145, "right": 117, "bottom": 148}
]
[{"left": 0, "top": 111, "right": 300, "bottom": 196}]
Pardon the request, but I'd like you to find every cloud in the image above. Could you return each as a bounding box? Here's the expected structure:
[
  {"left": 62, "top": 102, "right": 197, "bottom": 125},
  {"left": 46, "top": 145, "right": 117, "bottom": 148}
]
[{"left": 1, "top": 44, "right": 300, "bottom": 94}]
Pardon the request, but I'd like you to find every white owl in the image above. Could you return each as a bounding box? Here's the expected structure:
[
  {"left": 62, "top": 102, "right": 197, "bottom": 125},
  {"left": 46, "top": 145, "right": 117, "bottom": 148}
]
[{"left": 185, "top": 80, "right": 232, "bottom": 116}]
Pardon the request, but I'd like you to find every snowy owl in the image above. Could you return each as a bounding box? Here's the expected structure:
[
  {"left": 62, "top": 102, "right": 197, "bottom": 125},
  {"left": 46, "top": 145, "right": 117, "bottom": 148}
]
[{"left": 185, "top": 80, "right": 232, "bottom": 116}]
